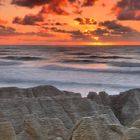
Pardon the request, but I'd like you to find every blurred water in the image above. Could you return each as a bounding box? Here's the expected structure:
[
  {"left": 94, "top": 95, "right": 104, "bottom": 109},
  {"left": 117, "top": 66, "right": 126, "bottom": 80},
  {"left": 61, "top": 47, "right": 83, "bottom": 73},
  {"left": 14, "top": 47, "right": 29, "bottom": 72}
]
[{"left": 0, "top": 45, "right": 140, "bottom": 96}]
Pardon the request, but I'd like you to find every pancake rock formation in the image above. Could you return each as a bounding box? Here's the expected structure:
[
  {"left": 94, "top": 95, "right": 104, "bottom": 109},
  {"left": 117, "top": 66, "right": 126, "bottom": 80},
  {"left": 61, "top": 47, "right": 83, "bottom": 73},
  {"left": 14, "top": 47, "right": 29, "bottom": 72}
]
[{"left": 0, "top": 85, "right": 140, "bottom": 140}]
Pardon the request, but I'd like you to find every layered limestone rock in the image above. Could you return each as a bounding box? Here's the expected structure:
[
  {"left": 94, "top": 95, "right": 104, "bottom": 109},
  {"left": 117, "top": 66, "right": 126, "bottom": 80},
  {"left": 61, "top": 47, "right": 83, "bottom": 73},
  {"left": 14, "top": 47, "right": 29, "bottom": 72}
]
[
  {"left": 125, "top": 119, "right": 140, "bottom": 140},
  {"left": 69, "top": 115, "right": 125, "bottom": 140},
  {"left": 0, "top": 121, "right": 17, "bottom": 140},
  {"left": 17, "top": 115, "right": 68, "bottom": 140},
  {"left": 69, "top": 117, "right": 140, "bottom": 140},
  {"left": 0, "top": 85, "right": 140, "bottom": 140},
  {"left": 87, "top": 88, "right": 140, "bottom": 126},
  {"left": 0, "top": 85, "right": 119, "bottom": 140},
  {"left": 87, "top": 91, "right": 111, "bottom": 106},
  {"left": 113, "top": 89, "right": 140, "bottom": 126}
]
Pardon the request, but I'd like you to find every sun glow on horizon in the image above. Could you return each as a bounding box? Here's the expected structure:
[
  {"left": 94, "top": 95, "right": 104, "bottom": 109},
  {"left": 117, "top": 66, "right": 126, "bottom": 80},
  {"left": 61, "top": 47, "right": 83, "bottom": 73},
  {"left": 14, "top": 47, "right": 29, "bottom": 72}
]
[
  {"left": 93, "top": 36, "right": 99, "bottom": 41},
  {"left": 88, "top": 42, "right": 113, "bottom": 46}
]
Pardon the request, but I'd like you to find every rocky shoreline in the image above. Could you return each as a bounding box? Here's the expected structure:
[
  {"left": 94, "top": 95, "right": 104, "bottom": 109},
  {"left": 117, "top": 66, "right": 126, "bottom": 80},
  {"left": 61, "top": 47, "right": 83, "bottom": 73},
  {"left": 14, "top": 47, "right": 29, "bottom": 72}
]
[{"left": 0, "top": 85, "right": 140, "bottom": 140}]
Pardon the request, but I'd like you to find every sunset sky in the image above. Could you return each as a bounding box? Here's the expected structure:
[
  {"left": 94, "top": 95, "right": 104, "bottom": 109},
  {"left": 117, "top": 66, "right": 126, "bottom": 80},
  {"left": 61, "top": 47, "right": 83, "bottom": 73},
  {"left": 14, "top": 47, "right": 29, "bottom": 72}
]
[{"left": 0, "top": 0, "right": 140, "bottom": 45}]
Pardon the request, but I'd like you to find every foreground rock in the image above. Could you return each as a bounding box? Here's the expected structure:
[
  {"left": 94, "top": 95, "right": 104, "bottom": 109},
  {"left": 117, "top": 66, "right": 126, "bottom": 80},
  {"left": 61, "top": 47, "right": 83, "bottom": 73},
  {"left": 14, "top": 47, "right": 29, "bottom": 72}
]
[
  {"left": 0, "top": 85, "right": 140, "bottom": 139},
  {"left": 17, "top": 115, "right": 68, "bottom": 140},
  {"left": 0, "top": 121, "right": 17, "bottom": 140},
  {"left": 69, "top": 115, "right": 125, "bottom": 140},
  {"left": 87, "top": 89, "right": 140, "bottom": 126},
  {"left": 0, "top": 85, "right": 118, "bottom": 140},
  {"left": 69, "top": 116, "right": 140, "bottom": 140}
]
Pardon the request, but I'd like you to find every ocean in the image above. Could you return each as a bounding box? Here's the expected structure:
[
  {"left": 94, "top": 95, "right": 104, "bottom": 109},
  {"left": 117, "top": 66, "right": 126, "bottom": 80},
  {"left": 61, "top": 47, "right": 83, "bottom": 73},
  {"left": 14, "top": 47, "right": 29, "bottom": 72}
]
[{"left": 0, "top": 45, "right": 140, "bottom": 96}]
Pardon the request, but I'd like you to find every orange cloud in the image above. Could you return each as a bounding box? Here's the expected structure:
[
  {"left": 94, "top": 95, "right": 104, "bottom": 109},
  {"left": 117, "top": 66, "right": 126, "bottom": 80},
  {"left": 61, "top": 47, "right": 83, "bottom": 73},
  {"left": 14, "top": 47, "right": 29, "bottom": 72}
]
[
  {"left": 113, "top": 0, "right": 140, "bottom": 20},
  {"left": 40, "top": 0, "right": 69, "bottom": 16},
  {"left": 74, "top": 17, "right": 97, "bottom": 25}
]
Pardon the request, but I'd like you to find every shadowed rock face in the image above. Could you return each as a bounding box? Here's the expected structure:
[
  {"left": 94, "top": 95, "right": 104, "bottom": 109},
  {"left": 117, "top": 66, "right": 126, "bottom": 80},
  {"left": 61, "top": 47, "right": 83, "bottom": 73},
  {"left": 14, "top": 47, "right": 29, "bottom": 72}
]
[
  {"left": 113, "top": 89, "right": 140, "bottom": 126},
  {"left": 87, "top": 89, "right": 140, "bottom": 126},
  {"left": 0, "top": 85, "right": 140, "bottom": 140}
]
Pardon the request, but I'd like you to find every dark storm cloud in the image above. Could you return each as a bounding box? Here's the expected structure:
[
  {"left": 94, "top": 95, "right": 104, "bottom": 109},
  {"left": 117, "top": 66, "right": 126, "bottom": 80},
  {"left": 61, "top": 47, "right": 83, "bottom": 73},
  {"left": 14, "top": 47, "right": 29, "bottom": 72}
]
[
  {"left": 117, "top": 11, "right": 140, "bottom": 20},
  {"left": 89, "top": 20, "right": 140, "bottom": 42},
  {"left": 116, "top": 0, "right": 140, "bottom": 10},
  {"left": 12, "top": 0, "right": 69, "bottom": 15},
  {"left": 99, "top": 20, "right": 136, "bottom": 35},
  {"left": 74, "top": 17, "right": 97, "bottom": 25},
  {"left": 68, "top": 0, "right": 77, "bottom": 3},
  {"left": 13, "top": 14, "right": 44, "bottom": 25},
  {"left": 113, "top": 0, "right": 140, "bottom": 20},
  {"left": 43, "top": 22, "right": 67, "bottom": 26},
  {"left": 11, "top": 0, "right": 51, "bottom": 8},
  {"left": 12, "top": 0, "right": 97, "bottom": 8},
  {"left": 82, "top": 0, "right": 98, "bottom": 7},
  {"left": 46, "top": 27, "right": 73, "bottom": 33},
  {"left": 48, "top": 27, "right": 89, "bottom": 39},
  {"left": 70, "top": 30, "right": 90, "bottom": 40},
  {"left": 0, "top": 24, "right": 53, "bottom": 37},
  {"left": 11, "top": 0, "right": 76, "bottom": 8},
  {"left": 92, "top": 28, "right": 109, "bottom": 36},
  {"left": 12, "top": 0, "right": 98, "bottom": 16},
  {"left": 45, "top": 26, "right": 94, "bottom": 41},
  {"left": 0, "top": 24, "right": 17, "bottom": 36},
  {"left": 12, "top": 12, "right": 68, "bottom": 26}
]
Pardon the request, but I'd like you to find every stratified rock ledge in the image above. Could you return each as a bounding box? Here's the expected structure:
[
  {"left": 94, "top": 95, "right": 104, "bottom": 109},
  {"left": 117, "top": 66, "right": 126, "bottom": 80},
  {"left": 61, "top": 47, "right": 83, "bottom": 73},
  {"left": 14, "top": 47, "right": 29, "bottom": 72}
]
[{"left": 0, "top": 85, "right": 140, "bottom": 140}]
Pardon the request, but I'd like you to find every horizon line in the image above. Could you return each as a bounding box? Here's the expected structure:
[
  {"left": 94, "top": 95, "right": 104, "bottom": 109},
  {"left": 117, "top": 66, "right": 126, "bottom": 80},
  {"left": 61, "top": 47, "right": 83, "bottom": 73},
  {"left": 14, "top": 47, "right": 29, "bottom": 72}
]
[{"left": 0, "top": 44, "right": 140, "bottom": 46}]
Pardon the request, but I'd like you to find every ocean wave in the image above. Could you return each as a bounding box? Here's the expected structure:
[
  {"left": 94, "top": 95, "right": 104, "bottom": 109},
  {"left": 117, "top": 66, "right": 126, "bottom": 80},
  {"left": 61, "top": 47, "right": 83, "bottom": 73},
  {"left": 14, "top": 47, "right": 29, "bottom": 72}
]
[
  {"left": 0, "top": 78, "right": 139, "bottom": 90},
  {"left": 66, "top": 52, "right": 91, "bottom": 56},
  {"left": 0, "top": 53, "right": 9, "bottom": 55},
  {"left": 109, "top": 62, "right": 140, "bottom": 67},
  {"left": 61, "top": 59, "right": 96, "bottom": 63},
  {"left": 0, "top": 61, "right": 21, "bottom": 66},
  {"left": 60, "top": 59, "right": 140, "bottom": 67},
  {"left": 79, "top": 55, "right": 132, "bottom": 59},
  {"left": 1, "top": 56, "right": 44, "bottom": 61},
  {"left": 60, "top": 57, "right": 140, "bottom": 67},
  {"left": 65, "top": 52, "right": 132, "bottom": 59},
  {"left": 41, "top": 65, "right": 140, "bottom": 74}
]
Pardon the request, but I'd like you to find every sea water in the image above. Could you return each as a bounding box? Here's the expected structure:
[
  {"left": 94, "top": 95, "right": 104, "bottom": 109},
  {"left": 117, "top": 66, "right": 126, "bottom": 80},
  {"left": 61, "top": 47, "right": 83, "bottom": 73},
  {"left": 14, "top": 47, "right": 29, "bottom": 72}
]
[{"left": 0, "top": 45, "right": 140, "bottom": 96}]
